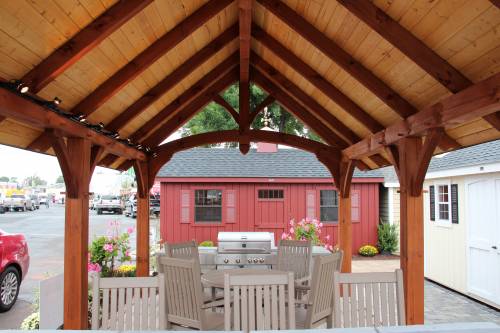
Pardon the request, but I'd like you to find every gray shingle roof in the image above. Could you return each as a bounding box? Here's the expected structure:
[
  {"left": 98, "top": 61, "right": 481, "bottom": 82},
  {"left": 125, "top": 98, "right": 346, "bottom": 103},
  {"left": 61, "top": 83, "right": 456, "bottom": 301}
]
[
  {"left": 156, "top": 148, "right": 384, "bottom": 179},
  {"left": 376, "top": 140, "right": 500, "bottom": 183}
]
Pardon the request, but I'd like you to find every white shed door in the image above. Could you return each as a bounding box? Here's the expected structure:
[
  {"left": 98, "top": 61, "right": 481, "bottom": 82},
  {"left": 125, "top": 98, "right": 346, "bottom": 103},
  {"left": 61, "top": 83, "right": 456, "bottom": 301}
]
[{"left": 467, "top": 178, "right": 500, "bottom": 305}]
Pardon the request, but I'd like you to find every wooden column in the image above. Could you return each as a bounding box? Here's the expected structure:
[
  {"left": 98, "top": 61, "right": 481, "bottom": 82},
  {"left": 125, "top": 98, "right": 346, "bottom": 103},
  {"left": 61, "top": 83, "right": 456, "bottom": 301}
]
[
  {"left": 134, "top": 160, "right": 151, "bottom": 277},
  {"left": 49, "top": 134, "right": 92, "bottom": 329},
  {"left": 386, "top": 129, "right": 443, "bottom": 324},
  {"left": 317, "top": 155, "right": 355, "bottom": 272}
]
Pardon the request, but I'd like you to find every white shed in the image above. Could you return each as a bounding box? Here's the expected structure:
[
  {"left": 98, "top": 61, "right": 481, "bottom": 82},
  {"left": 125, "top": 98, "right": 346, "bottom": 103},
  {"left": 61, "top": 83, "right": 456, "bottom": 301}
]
[{"left": 381, "top": 140, "right": 500, "bottom": 309}]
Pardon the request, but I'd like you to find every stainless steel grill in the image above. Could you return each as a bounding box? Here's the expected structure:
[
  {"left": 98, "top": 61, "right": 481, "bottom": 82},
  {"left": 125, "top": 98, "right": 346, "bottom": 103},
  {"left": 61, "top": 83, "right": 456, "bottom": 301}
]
[{"left": 215, "top": 232, "right": 275, "bottom": 268}]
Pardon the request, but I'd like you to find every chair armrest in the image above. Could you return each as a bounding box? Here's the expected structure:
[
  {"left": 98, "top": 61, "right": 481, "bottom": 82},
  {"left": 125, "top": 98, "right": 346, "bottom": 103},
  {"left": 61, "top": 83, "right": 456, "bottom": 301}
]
[
  {"left": 294, "top": 299, "right": 313, "bottom": 306},
  {"left": 295, "top": 276, "right": 311, "bottom": 285},
  {"left": 294, "top": 284, "right": 311, "bottom": 291},
  {"left": 201, "top": 299, "right": 225, "bottom": 309}
]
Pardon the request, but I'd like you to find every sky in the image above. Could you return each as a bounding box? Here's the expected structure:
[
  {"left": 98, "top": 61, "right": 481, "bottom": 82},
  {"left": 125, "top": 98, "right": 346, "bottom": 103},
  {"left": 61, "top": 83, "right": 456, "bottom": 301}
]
[{"left": 0, "top": 130, "right": 182, "bottom": 184}]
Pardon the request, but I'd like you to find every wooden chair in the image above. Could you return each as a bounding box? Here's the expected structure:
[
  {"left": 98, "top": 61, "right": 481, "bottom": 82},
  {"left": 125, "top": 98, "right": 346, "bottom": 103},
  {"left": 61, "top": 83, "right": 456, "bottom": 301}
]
[
  {"left": 91, "top": 273, "right": 166, "bottom": 330},
  {"left": 295, "top": 252, "right": 343, "bottom": 329},
  {"left": 333, "top": 269, "right": 406, "bottom": 328},
  {"left": 224, "top": 271, "right": 296, "bottom": 332},
  {"left": 276, "top": 239, "right": 313, "bottom": 283},
  {"left": 158, "top": 256, "right": 224, "bottom": 330},
  {"left": 165, "top": 240, "right": 199, "bottom": 260}
]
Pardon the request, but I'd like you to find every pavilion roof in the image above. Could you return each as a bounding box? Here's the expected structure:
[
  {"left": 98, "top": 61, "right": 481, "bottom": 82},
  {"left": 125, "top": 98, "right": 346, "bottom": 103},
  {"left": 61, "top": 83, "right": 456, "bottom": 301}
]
[{"left": 0, "top": 0, "right": 499, "bottom": 171}]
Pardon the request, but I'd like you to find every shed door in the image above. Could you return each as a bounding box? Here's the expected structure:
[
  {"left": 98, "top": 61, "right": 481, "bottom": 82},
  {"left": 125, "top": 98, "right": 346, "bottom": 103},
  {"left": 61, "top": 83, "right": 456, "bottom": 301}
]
[
  {"left": 255, "top": 188, "right": 286, "bottom": 227},
  {"left": 467, "top": 178, "right": 500, "bottom": 305}
]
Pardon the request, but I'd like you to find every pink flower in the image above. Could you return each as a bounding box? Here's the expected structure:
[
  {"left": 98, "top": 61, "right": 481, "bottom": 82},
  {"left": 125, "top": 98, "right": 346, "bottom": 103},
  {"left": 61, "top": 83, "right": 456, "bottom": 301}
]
[
  {"left": 325, "top": 234, "right": 331, "bottom": 241},
  {"left": 125, "top": 250, "right": 130, "bottom": 257},
  {"left": 281, "top": 232, "right": 288, "bottom": 240},
  {"left": 289, "top": 227, "right": 294, "bottom": 234},
  {"left": 127, "top": 227, "right": 134, "bottom": 234},
  {"left": 319, "top": 222, "right": 323, "bottom": 228},
  {"left": 289, "top": 219, "right": 295, "bottom": 227},
  {"left": 103, "top": 243, "right": 114, "bottom": 252},
  {"left": 88, "top": 262, "right": 101, "bottom": 273},
  {"left": 304, "top": 224, "right": 310, "bottom": 232}
]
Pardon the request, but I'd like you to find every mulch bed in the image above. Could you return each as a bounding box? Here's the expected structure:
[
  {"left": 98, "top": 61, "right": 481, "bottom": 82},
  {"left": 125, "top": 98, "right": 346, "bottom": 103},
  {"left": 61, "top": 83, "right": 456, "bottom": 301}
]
[{"left": 353, "top": 254, "right": 400, "bottom": 261}]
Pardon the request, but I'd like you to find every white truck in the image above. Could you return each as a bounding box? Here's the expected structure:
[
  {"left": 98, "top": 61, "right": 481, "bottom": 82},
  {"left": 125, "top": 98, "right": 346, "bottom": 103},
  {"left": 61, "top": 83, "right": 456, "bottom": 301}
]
[{"left": 95, "top": 194, "right": 122, "bottom": 215}]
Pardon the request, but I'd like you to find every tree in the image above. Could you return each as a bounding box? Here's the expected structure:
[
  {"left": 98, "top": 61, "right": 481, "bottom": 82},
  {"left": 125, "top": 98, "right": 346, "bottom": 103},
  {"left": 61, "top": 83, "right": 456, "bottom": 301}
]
[
  {"left": 55, "top": 175, "right": 64, "bottom": 184},
  {"left": 0, "top": 176, "right": 9, "bottom": 182},
  {"left": 23, "top": 175, "right": 47, "bottom": 187},
  {"left": 181, "top": 84, "right": 322, "bottom": 145}
]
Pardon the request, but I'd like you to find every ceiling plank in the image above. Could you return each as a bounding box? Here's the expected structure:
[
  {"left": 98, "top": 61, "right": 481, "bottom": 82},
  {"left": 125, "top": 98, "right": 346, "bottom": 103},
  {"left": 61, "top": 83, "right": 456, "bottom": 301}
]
[
  {"left": 250, "top": 95, "right": 274, "bottom": 123},
  {"left": 484, "top": 112, "right": 500, "bottom": 131},
  {"left": 343, "top": 72, "right": 500, "bottom": 159},
  {"left": 106, "top": 24, "right": 238, "bottom": 133},
  {"left": 102, "top": 55, "right": 239, "bottom": 167},
  {"left": 71, "top": 0, "right": 233, "bottom": 117},
  {"left": 21, "top": 0, "right": 153, "bottom": 93},
  {"left": 213, "top": 95, "right": 239, "bottom": 123},
  {"left": 252, "top": 67, "right": 347, "bottom": 149},
  {"left": 252, "top": 24, "right": 383, "bottom": 133},
  {"left": 338, "top": 0, "right": 472, "bottom": 93},
  {"left": 257, "top": 0, "right": 415, "bottom": 118},
  {"left": 0, "top": 87, "right": 145, "bottom": 161},
  {"left": 252, "top": 53, "right": 360, "bottom": 144},
  {"left": 142, "top": 69, "right": 239, "bottom": 147}
]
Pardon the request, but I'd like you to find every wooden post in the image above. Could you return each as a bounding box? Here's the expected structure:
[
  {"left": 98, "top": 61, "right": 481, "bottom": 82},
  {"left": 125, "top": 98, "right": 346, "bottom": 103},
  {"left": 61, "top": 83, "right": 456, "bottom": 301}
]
[
  {"left": 134, "top": 160, "right": 151, "bottom": 276},
  {"left": 317, "top": 155, "right": 355, "bottom": 272},
  {"left": 386, "top": 129, "right": 443, "bottom": 324},
  {"left": 49, "top": 135, "right": 92, "bottom": 329}
]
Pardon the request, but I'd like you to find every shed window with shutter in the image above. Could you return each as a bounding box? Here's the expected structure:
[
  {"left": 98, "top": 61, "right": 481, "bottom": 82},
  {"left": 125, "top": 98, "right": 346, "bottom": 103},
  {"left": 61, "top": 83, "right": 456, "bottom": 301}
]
[
  {"left": 430, "top": 181, "right": 458, "bottom": 225},
  {"left": 320, "top": 190, "right": 338, "bottom": 222},
  {"left": 194, "top": 189, "right": 222, "bottom": 222}
]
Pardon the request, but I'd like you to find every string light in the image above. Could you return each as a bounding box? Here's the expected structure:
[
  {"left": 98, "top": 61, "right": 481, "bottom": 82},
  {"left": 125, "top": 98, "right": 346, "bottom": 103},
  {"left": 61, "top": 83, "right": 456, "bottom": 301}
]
[{"left": 53, "top": 97, "right": 62, "bottom": 105}]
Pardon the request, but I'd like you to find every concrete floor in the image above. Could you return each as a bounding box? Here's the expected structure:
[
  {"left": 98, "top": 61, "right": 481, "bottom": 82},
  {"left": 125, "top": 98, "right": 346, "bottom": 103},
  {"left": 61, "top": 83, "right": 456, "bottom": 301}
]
[{"left": 0, "top": 207, "right": 498, "bottom": 328}]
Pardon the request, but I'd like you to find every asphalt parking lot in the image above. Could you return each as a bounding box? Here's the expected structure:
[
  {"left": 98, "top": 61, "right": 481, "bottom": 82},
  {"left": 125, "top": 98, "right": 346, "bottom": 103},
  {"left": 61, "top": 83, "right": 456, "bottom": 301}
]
[{"left": 0, "top": 204, "right": 159, "bottom": 328}]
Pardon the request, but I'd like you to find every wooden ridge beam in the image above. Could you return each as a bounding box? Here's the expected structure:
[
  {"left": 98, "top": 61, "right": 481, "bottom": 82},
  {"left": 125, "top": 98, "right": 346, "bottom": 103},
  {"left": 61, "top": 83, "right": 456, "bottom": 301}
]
[
  {"left": 239, "top": 0, "right": 252, "bottom": 83},
  {"left": 344, "top": 72, "right": 500, "bottom": 160},
  {"left": 21, "top": 0, "right": 153, "bottom": 93},
  {"left": 252, "top": 68, "right": 347, "bottom": 149},
  {"left": 338, "top": 0, "right": 472, "bottom": 93},
  {"left": 257, "top": 0, "right": 415, "bottom": 118},
  {"left": 252, "top": 52, "right": 360, "bottom": 144},
  {"left": 142, "top": 69, "right": 239, "bottom": 148},
  {"left": 250, "top": 95, "right": 274, "bottom": 123},
  {"left": 252, "top": 24, "right": 383, "bottom": 133},
  {"left": 0, "top": 87, "right": 146, "bottom": 161},
  {"left": 72, "top": 0, "right": 233, "bottom": 117},
  {"left": 102, "top": 54, "right": 239, "bottom": 167},
  {"left": 106, "top": 24, "right": 238, "bottom": 133},
  {"left": 213, "top": 95, "right": 239, "bottom": 123}
]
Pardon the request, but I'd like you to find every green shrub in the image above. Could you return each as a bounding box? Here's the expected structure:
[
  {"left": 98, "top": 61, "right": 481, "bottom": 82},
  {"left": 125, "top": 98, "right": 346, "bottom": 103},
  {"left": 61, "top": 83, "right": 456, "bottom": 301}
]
[
  {"left": 20, "top": 312, "right": 39, "bottom": 330},
  {"left": 358, "top": 245, "right": 378, "bottom": 257},
  {"left": 377, "top": 222, "right": 398, "bottom": 254},
  {"left": 199, "top": 240, "right": 215, "bottom": 247}
]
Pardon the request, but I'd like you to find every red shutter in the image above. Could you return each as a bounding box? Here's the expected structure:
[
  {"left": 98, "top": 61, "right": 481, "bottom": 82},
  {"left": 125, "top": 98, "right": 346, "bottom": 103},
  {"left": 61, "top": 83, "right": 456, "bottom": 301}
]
[
  {"left": 306, "top": 190, "right": 316, "bottom": 219},
  {"left": 351, "top": 190, "right": 360, "bottom": 222},
  {"left": 226, "top": 190, "right": 236, "bottom": 223},
  {"left": 180, "top": 190, "right": 190, "bottom": 223}
]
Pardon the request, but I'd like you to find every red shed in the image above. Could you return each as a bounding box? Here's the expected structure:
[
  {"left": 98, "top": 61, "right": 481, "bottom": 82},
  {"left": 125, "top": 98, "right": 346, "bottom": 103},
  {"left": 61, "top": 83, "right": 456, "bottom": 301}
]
[{"left": 156, "top": 143, "right": 384, "bottom": 252}]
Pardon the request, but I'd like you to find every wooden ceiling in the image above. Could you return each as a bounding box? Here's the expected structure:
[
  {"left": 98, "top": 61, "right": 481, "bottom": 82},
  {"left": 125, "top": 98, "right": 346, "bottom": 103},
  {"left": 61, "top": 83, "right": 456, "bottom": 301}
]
[{"left": 0, "top": 0, "right": 499, "bottom": 171}]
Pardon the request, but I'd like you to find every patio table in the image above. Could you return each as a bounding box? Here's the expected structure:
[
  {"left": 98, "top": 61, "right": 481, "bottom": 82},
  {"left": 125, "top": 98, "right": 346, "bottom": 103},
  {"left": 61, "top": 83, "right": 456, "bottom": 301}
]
[{"left": 201, "top": 268, "right": 287, "bottom": 289}]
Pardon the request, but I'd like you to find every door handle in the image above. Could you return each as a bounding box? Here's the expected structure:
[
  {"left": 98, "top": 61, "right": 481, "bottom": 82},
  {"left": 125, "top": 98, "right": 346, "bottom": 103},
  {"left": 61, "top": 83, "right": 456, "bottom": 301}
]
[{"left": 493, "top": 246, "right": 498, "bottom": 250}]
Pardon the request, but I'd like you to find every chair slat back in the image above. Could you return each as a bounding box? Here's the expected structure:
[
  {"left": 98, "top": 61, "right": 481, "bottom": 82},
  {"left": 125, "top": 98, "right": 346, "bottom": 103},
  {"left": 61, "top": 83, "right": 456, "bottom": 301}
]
[
  {"left": 91, "top": 273, "right": 166, "bottom": 330},
  {"left": 158, "top": 256, "right": 206, "bottom": 330},
  {"left": 304, "top": 252, "right": 343, "bottom": 327},
  {"left": 277, "top": 239, "right": 312, "bottom": 280},
  {"left": 333, "top": 269, "right": 405, "bottom": 328},
  {"left": 165, "top": 240, "right": 199, "bottom": 260},
  {"left": 224, "top": 272, "right": 295, "bottom": 332}
]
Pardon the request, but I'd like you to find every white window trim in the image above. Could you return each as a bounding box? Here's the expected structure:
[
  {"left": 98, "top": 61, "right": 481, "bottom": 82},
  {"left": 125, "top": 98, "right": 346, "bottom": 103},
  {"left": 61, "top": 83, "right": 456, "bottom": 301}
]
[{"left": 433, "top": 180, "right": 452, "bottom": 226}]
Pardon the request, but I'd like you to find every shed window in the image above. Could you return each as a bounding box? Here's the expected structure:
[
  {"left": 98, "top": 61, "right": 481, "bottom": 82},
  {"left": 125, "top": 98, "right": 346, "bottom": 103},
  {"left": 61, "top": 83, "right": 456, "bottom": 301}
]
[
  {"left": 437, "top": 185, "right": 450, "bottom": 221},
  {"left": 194, "top": 190, "right": 222, "bottom": 222},
  {"left": 320, "top": 190, "right": 338, "bottom": 222},
  {"left": 258, "top": 189, "right": 284, "bottom": 199}
]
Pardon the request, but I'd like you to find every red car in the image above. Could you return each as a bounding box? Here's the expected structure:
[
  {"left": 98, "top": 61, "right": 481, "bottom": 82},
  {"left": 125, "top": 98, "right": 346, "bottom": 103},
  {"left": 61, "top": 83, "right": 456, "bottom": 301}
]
[{"left": 0, "top": 229, "right": 29, "bottom": 312}]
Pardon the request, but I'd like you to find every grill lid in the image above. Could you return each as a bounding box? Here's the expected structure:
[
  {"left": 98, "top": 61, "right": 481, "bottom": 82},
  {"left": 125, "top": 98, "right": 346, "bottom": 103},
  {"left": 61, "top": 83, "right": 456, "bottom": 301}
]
[{"left": 217, "top": 232, "right": 273, "bottom": 242}]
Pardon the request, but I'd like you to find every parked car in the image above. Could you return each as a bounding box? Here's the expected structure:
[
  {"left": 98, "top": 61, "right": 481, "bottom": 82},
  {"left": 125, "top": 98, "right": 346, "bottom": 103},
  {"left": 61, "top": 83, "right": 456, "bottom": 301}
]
[
  {"left": 0, "top": 229, "right": 29, "bottom": 312},
  {"left": 38, "top": 193, "right": 49, "bottom": 207},
  {"left": 95, "top": 195, "right": 122, "bottom": 215},
  {"left": 90, "top": 196, "right": 100, "bottom": 210},
  {"left": 0, "top": 193, "right": 5, "bottom": 214},
  {"left": 124, "top": 193, "right": 160, "bottom": 218},
  {"left": 29, "top": 195, "right": 40, "bottom": 209},
  {"left": 4, "top": 194, "right": 33, "bottom": 212}
]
